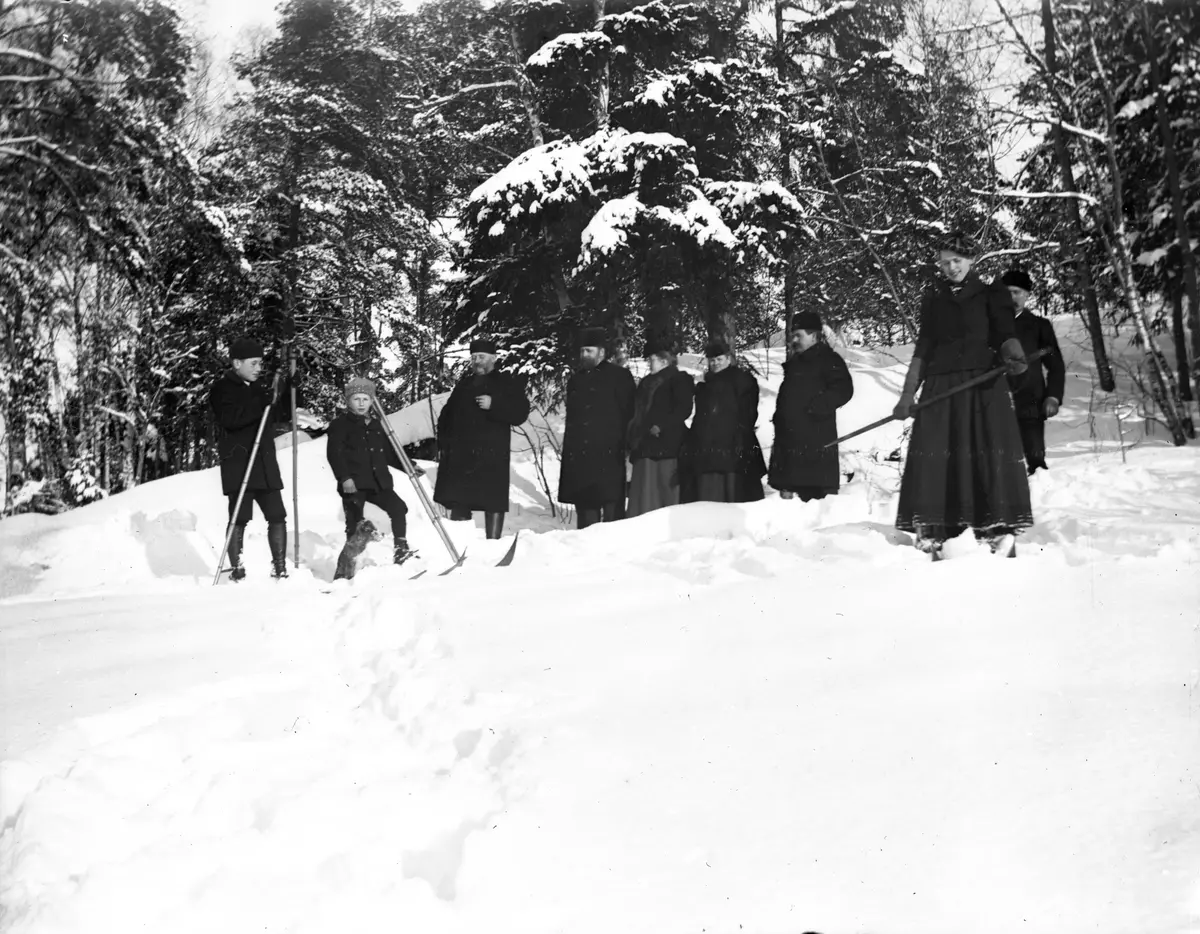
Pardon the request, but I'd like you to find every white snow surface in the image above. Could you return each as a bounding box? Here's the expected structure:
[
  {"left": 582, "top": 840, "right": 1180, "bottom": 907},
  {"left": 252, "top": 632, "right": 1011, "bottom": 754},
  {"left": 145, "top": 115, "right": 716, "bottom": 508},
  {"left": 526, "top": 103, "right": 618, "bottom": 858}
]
[{"left": 2, "top": 319, "right": 1199, "bottom": 934}]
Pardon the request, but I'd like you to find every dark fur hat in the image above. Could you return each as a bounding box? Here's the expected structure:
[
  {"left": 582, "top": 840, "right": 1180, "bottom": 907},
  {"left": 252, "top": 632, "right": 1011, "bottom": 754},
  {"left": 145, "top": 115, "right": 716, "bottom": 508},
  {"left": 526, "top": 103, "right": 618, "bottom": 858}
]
[
  {"left": 1000, "top": 269, "right": 1033, "bottom": 291},
  {"left": 230, "top": 337, "right": 264, "bottom": 361},
  {"left": 704, "top": 338, "right": 732, "bottom": 359},
  {"left": 790, "top": 311, "right": 823, "bottom": 333},
  {"left": 469, "top": 337, "right": 499, "bottom": 355},
  {"left": 579, "top": 326, "right": 607, "bottom": 349}
]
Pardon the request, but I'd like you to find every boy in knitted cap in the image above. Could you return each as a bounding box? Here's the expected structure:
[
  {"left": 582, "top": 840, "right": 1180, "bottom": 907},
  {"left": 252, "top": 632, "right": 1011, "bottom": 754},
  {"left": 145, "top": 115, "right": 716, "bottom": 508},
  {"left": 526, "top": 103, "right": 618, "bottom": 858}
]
[{"left": 325, "top": 377, "right": 416, "bottom": 567}]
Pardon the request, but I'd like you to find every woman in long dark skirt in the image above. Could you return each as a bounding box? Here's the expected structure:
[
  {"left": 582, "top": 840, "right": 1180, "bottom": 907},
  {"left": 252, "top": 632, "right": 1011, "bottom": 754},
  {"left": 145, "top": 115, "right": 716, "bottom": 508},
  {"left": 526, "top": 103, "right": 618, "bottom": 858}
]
[
  {"left": 893, "top": 234, "right": 1033, "bottom": 559},
  {"left": 626, "top": 341, "right": 695, "bottom": 517}
]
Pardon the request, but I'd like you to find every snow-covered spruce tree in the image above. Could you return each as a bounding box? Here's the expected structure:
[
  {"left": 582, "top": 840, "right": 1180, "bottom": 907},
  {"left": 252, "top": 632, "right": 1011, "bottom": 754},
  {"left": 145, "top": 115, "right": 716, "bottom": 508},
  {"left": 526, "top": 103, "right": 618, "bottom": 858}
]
[
  {"left": 205, "top": 0, "right": 429, "bottom": 420},
  {"left": 999, "top": 0, "right": 1193, "bottom": 444},
  {"left": 453, "top": 0, "right": 814, "bottom": 400}
]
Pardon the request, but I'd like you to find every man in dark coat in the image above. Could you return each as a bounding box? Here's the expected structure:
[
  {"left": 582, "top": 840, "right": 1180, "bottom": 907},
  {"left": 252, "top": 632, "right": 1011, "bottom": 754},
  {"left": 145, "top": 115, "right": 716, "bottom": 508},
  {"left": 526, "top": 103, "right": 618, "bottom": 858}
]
[
  {"left": 433, "top": 338, "right": 531, "bottom": 539},
  {"left": 684, "top": 338, "right": 766, "bottom": 504},
  {"left": 209, "top": 336, "right": 293, "bottom": 580},
  {"left": 325, "top": 377, "right": 416, "bottom": 564},
  {"left": 627, "top": 339, "right": 694, "bottom": 517},
  {"left": 558, "top": 326, "right": 637, "bottom": 529},
  {"left": 768, "top": 312, "right": 854, "bottom": 502},
  {"left": 893, "top": 233, "right": 1032, "bottom": 559},
  {"left": 1000, "top": 269, "right": 1066, "bottom": 475}
]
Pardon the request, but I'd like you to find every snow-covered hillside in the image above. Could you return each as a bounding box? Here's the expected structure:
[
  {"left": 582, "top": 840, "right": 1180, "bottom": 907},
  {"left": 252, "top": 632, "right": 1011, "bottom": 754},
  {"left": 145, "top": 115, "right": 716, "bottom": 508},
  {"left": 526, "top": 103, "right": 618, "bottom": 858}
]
[{"left": 1, "top": 322, "right": 1198, "bottom": 934}]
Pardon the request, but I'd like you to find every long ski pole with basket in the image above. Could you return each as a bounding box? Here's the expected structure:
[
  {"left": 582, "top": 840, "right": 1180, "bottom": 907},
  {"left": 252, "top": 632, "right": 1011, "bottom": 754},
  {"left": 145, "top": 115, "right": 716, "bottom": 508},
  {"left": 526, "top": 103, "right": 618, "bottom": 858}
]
[
  {"left": 212, "top": 370, "right": 285, "bottom": 586},
  {"left": 370, "top": 395, "right": 519, "bottom": 575},
  {"left": 825, "top": 348, "right": 1050, "bottom": 449}
]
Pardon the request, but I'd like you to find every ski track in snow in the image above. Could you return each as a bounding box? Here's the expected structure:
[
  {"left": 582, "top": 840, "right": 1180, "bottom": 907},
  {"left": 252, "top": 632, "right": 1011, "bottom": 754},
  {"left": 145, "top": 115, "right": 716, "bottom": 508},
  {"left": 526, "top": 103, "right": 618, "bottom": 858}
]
[{"left": 2, "top": 320, "right": 1199, "bottom": 934}]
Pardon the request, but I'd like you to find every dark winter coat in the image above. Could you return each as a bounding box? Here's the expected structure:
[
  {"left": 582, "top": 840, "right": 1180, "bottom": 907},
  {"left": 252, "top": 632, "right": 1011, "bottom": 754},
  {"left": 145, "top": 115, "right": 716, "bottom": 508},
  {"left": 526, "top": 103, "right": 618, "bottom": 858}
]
[
  {"left": 628, "top": 365, "right": 695, "bottom": 462},
  {"left": 209, "top": 370, "right": 288, "bottom": 495},
  {"left": 685, "top": 365, "right": 766, "bottom": 479},
  {"left": 433, "top": 370, "right": 531, "bottom": 513},
  {"left": 914, "top": 272, "right": 1017, "bottom": 377},
  {"left": 558, "top": 361, "right": 637, "bottom": 507},
  {"left": 325, "top": 411, "right": 402, "bottom": 491},
  {"left": 1008, "top": 311, "right": 1065, "bottom": 421},
  {"left": 768, "top": 342, "right": 855, "bottom": 492}
]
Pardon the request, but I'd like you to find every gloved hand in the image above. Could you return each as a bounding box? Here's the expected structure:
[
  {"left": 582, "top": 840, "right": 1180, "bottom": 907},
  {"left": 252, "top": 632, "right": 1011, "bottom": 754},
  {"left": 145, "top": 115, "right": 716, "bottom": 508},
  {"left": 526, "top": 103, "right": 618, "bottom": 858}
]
[
  {"left": 893, "top": 357, "right": 925, "bottom": 420},
  {"left": 1000, "top": 338, "right": 1028, "bottom": 376},
  {"left": 1043, "top": 397, "right": 1060, "bottom": 418},
  {"left": 342, "top": 478, "right": 357, "bottom": 494},
  {"left": 893, "top": 392, "right": 916, "bottom": 420}
]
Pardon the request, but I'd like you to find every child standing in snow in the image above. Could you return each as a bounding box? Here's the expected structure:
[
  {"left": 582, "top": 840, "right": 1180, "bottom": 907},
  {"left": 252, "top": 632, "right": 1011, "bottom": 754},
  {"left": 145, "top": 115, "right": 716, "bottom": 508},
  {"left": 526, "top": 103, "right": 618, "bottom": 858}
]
[
  {"left": 768, "top": 312, "right": 854, "bottom": 502},
  {"left": 325, "top": 378, "right": 416, "bottom": 566},
  {"left": 892, "top": 234, "right": 1033, "bottom": 559}
]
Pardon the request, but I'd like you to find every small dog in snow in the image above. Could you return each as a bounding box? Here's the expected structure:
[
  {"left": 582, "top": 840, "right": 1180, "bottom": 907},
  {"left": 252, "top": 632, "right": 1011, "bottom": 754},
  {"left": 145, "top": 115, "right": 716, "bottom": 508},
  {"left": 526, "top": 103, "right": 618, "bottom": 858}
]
[{"left": 333, "top": 518, "right": 384, "bottom": 581}]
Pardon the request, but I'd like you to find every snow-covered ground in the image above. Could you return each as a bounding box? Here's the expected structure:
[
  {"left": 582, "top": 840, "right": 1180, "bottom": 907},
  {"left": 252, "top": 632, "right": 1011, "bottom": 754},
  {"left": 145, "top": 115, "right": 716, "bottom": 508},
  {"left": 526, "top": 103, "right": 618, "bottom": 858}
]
[{"left": 2, "top": 320, "right": 1198, "bottom": 934}]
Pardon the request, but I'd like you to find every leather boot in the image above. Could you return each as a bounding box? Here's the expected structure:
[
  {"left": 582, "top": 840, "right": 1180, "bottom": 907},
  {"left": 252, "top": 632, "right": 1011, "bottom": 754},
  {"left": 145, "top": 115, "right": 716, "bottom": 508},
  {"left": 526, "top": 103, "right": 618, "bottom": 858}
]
[
  {"left": 267, "top": 521, "right": 289, "bottom": 578},
  {"left": 484, "top": 511, "right": 505, "bottom": 540},
  {"left": 227, "top": 523, "right": 247, "bottom": 581},
  {"left": 394, "top": 537, "right": 417, "bottom": 565}
]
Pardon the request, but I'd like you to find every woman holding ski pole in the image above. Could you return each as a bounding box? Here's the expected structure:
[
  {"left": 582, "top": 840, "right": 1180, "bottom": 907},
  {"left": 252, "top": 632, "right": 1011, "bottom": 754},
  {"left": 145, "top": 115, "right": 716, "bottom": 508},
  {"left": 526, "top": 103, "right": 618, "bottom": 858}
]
[{"left": 892, "top": 234, "right": 1033, "bottom": 560}]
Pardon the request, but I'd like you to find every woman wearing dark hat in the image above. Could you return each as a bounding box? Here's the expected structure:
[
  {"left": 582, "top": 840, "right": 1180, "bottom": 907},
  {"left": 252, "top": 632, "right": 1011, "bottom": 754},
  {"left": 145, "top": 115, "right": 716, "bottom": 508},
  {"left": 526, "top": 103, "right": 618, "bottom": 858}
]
[
  {"left": 1000, "top": 268, "right": 1065, "bottom": 475},
  {"left": 433, "top": 337, "right": 531, "bottom": 539},
  {"left": 325, "top": 377, "right": 416, "bottom": 568},
  {"left": 209, "top": 336, "right": 293, "bottom": 579},
  {"left": 558, "top": 326, "right": 637, "bottom": 528},
  {"left": 892, "top": 234, "right": 1033, "bottom": 559},
  {"left": 768, "top": 312, "right": 854, "bottom": 502},
  {"left": 626, "top": 339, "right": 695, "bottom": 517},
  {"left": 684, "top": 338, "right": 766, "bottom": 504}
]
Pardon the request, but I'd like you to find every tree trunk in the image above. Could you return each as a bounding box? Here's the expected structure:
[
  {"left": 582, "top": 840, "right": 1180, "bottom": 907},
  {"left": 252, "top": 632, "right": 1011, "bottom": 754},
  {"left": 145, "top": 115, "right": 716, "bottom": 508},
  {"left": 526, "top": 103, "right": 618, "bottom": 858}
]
[
  {"left": 593, "top": 0, "right": 609, "bottom": 131},
  {"left": 1042, "top": 0, "right": 1115, "bottom": 392},
  {"left": 776, "top": 0, "right": 796, "bottom": 351},
  {"left": 1142, "top": 3, "right": 1200, "bottom": 412},
  {"left": 1171, "top": 276, "right": 1192, "bottom": 403},
  {"left": 510, "top": 18, "right": 573, "bottom": 317}
]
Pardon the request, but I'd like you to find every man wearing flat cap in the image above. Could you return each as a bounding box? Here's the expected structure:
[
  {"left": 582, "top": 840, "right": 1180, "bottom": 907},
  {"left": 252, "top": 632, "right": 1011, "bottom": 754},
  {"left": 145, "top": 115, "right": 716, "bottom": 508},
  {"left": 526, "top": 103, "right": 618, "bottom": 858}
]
[
  {"left": 1000, "top": 268, "right": 1065, "bottom": 475},
  {"left": 433, "top": 337, "right": 531, "bottom": 539},
  {"left": 558, "top": 325, "right": 637, "bottom": 529},
  {"left": 683, "top": 337, "right": 767, "bottom": 503},
  {"left": 768, "top": 312, "right": 854, "bottom": 501},
  {"left": 209, "top": 335, "right": 296, "bottom": 580}
]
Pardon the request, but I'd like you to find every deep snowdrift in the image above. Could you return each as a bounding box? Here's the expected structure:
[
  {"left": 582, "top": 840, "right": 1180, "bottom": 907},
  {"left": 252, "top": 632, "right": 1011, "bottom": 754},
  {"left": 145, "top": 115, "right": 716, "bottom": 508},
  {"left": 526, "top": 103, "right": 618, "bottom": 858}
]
[{"left": 1, "top": 320, "right": 1198, "bottom": 934}]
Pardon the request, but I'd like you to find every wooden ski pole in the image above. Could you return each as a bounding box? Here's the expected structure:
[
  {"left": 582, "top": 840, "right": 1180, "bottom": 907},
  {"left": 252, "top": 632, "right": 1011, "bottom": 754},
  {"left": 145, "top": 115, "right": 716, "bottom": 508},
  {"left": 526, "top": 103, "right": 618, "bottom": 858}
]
[
  {"left": 212, "top": 370, "right": 285, "bottom": 585},
  {"left": 825, "top": 348, "right": 1049, "bottom": 448},
  {"left": 371, "top": 395, "right": 464, "bottom": 567}
]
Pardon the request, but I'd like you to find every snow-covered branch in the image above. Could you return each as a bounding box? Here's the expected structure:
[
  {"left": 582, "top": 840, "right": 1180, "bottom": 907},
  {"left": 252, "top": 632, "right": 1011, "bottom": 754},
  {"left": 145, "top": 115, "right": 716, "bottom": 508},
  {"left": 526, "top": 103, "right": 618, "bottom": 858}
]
[{"left": 971, "top": 187, "right": 1099, "bottom": 208}]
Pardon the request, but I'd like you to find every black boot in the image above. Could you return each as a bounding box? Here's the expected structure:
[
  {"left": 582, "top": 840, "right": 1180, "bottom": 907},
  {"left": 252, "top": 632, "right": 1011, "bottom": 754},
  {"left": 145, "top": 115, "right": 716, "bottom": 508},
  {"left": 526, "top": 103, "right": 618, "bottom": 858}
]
[
  {"left": 484, "top": 511, "right": 505, "bottom": 540},
  {"left": 393, "top": 537, "right": 417, "bottom": 565},
  {"left": 268, "top": 521, "right": 289, "bottom": 578},
  {"left": 227, "top": 523, "right": 247, "bottom": 582}
]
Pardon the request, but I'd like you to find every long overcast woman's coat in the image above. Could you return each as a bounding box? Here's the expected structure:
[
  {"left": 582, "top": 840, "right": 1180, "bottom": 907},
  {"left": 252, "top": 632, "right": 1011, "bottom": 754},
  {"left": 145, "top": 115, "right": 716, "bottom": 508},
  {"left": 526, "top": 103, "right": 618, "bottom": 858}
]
[
  {"left": 433, "top": 370, "right": 530, "bottom": 513},
  {"left": 768, "top": 342, "right": 854, "bottom": 493},
  {"left": 558, "top": 361, "right": 637, "bottom": 507}
]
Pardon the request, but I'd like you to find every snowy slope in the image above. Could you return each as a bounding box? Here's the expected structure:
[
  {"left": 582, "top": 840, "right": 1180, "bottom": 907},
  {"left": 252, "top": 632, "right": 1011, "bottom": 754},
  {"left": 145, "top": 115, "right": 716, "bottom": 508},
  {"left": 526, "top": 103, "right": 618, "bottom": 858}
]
[{"left": 1, "top": 322, "right": 1198, "bottom": 934}]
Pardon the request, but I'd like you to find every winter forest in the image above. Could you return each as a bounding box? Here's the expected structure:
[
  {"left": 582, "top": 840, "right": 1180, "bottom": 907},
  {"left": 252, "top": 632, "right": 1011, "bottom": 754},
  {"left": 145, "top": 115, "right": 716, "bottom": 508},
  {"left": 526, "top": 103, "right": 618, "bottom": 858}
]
[{"left": 2, "top": 0, "right": 1198, "bottom": 511}]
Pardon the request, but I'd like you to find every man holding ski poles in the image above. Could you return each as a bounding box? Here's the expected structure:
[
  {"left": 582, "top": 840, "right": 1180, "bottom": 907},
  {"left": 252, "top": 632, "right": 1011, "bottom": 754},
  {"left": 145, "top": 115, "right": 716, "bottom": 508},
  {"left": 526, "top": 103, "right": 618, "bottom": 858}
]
[{"left": 209, "top": 336, "right": 297, "bottom": 580}]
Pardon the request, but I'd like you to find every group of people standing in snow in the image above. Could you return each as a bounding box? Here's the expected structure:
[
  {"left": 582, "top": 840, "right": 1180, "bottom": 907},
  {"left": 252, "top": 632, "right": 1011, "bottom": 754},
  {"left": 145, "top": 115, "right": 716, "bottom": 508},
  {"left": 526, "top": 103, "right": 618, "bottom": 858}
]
[
  {"left": 433, "top": 316, "right": 857, "bottom": 535},
  {"left": 208, "top": 233, "right": 1064, "bottom": 577}
]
